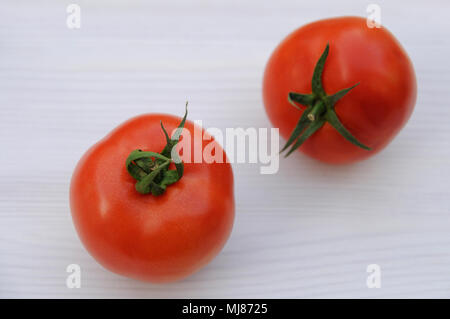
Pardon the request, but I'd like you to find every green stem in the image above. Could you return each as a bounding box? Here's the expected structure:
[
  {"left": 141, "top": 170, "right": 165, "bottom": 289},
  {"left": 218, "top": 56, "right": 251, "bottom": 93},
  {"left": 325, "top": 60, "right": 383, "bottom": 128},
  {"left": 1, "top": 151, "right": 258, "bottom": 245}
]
[
  {"left": 125, "top": 104, "right": 188, "bottom": 196},
  {"left": 307, "top": 100, "right": 325, "bottom": 122},
  {"left": 135, "top": 160, "right": 170, "bottom": 194},
  {"left": 281, "top": 44, "right": 371, "bottom": 156}
]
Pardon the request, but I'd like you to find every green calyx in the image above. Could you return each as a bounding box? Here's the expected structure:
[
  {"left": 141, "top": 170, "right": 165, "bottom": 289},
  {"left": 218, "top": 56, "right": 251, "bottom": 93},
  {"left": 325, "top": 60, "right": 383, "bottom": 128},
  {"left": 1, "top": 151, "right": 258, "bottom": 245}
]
[
  {"left": 281, "top": 44, "right": 371, "bottom": 157},
  {"left": 125, "top": 103, "right": 188, "bottom": 196}
]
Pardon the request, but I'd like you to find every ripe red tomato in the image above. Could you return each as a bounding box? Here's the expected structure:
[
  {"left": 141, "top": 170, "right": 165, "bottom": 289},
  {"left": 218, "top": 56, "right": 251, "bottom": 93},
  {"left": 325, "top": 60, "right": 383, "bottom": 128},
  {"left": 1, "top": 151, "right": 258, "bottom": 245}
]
[
  {"left": 70, "top": 110, "right": 234, "bottom": 283},
  {"left": 263, "top": 17, "right": 417, "bottom": 164}
]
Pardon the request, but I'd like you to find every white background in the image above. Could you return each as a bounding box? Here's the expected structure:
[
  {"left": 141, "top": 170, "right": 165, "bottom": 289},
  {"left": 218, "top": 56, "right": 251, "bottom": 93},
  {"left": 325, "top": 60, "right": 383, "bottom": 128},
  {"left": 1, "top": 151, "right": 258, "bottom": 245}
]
[{"left": 1, "top": 0, "right": 449, "bottom": 298}]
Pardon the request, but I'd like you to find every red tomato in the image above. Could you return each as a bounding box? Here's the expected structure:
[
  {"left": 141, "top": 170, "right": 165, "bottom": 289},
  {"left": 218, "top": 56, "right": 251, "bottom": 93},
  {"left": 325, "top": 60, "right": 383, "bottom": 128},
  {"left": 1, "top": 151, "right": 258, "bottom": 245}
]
[
  {"left": 263, "top": 16, "right": 417, "bottom": 164},
  {"left": 70, "top": 111, "right": 234, "bottom": 283}
]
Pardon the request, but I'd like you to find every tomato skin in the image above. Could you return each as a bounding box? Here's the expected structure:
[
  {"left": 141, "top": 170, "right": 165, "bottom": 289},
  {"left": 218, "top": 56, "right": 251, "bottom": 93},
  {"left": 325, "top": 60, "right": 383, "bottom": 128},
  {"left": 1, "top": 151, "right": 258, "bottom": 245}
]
[
  {"left": 263, "top": 17, "right": 417, "bottom": 164},
  {"left": 70, "top": 114, "right": 234, "bottom": 283}
]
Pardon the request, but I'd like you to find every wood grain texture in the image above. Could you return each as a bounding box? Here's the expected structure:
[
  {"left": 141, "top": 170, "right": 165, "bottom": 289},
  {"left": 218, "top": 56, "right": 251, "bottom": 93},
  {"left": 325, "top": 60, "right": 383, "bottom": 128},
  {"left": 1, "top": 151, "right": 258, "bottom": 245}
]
[{"left": 1, "top": 0, "right": 450, "bottom": 298}]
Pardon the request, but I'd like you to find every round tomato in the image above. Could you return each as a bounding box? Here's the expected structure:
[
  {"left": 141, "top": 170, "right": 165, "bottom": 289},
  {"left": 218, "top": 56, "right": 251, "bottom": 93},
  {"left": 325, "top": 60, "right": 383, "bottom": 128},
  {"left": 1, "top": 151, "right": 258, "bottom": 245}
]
[
  {"left": 263, "top": 16, "right": 417, "bottom": 164},
  {"left": 70, "top": 109, "right": 234, "bottom": 283}
]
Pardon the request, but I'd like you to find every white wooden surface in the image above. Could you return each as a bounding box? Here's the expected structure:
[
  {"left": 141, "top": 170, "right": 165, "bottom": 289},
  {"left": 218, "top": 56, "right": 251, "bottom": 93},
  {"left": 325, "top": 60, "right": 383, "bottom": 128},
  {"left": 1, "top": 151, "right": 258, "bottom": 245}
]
[{"left": 1, "top": 0, "right": 450, "bottom": 298}]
